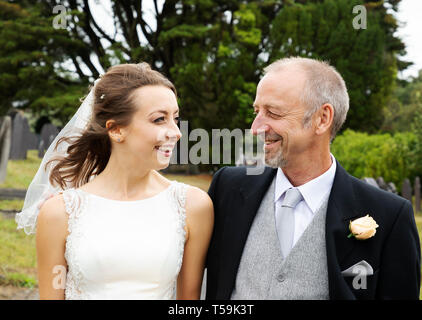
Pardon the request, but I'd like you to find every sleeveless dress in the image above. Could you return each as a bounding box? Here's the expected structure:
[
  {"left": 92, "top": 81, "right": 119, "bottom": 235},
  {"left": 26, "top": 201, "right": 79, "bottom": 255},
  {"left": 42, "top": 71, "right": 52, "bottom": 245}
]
[{"left": 60, "top": 180, "right": 188, "bottom": 300}]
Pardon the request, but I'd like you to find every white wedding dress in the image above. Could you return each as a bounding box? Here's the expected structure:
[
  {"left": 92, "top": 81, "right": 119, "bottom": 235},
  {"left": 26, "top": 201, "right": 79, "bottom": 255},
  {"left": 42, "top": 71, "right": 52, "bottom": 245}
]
[{"left": 59, "top": 180, "right": 188, "bottom": 300}]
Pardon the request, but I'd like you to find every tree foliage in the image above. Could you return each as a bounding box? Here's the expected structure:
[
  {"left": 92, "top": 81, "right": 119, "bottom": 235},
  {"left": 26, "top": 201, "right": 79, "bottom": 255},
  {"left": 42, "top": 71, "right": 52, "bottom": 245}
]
[
  {"left": 0, "top": 1, "right": 89, "bottom": 125},
  {"left": 0, "top": 0, "right": 410, "bottom": 134},
  {"left": 382, "top": 70, "right": 422, "bottom": 133},
  {"left": 267, "top": 0, "right": 408, "bottom": 132}
]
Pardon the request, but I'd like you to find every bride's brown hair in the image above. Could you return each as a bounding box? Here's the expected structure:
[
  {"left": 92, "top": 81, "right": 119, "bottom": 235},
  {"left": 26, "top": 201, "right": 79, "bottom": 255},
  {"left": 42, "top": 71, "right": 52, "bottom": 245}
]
[{"left": 46, "top": 63, "right": 176, "bottom": 189}]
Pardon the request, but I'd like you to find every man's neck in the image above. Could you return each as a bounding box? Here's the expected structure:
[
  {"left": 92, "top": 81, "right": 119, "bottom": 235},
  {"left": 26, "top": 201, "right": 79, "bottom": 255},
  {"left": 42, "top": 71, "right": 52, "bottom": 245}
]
[{"left": 282, "top": 152, "right": 333, "bottom": 187}]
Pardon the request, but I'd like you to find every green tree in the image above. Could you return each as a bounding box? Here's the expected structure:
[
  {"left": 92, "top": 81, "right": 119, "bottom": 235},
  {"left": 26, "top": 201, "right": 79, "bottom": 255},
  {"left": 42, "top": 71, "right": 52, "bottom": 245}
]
[
  {"left": 0, "top": 0, "right": 410, "bottom": 139},
  {"left": 267, "top": 0, "right": 408, "bottom": 133},
  {"left": 0, "top": 1, "right": 89, "bottom": 126},
  {"left": 0, "top": 0, "right": 276, "bottom": 132},
  {"left": 382, "top": 70, "right": 422, "bottom": 133}
]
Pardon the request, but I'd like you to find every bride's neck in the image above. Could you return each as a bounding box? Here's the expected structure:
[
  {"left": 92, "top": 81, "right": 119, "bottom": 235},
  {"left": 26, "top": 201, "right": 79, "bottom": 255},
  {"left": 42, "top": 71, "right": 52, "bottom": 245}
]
[{"left": 89, "top": 153, "right": 159, "bottom": 199}]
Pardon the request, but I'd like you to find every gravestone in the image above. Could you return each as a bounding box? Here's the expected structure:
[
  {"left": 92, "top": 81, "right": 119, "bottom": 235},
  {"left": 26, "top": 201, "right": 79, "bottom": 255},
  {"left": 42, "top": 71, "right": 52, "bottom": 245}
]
[
  {"left": 0, "top": 116, "right": 12, "bottom": 184},
  {"left": 376, "top": 177, "right": 388, "bottom": 191},
  {"left": 387, "top": 182, "right": 398, "bottom": 194},
  {"left": 38, "top": 140, "right": 45, "bottom": 158},
  {"left": 9, "top": 113, "right": 29, "bottom": 159},
  {"left": 414, "top": 177, "right": 421, "bottom": 213},
  {"left": 38, "top": 123, "right": 59, "bottom": 157},
  {"left": 9, "top": 112, "right": 39, "bottom": 160},
  {"left": 26, "top": 130, "right": 39, "bottom": 151},
  {"left": 401, "top": 178, "right": 412, "bottom": 203},
  {"left": 362, "top": 177, "right": 379, "bottom": 188}
]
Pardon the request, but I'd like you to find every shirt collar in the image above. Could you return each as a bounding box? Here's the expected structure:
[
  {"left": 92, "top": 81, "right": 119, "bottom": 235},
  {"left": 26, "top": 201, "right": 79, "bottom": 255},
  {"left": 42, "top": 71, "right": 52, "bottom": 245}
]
[{"left": 274, "top": 154, "right": 337, "bottom": 214}]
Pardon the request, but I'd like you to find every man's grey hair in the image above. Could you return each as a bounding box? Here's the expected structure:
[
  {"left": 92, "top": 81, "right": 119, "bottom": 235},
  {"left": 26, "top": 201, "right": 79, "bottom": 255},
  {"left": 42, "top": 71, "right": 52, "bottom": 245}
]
[{"left": 264, "top": 56, "right": 349, "bottom": 142}]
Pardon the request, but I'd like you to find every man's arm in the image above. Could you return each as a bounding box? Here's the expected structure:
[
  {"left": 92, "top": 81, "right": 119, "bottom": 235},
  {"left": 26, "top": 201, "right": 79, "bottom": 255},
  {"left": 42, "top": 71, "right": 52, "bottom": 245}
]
[{"left": 377, "top": 200, "right": 421, "bottom": 299}]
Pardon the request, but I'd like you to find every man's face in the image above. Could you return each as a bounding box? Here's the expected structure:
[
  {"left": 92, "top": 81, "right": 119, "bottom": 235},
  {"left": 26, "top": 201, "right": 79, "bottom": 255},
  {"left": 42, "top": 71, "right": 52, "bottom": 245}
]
[{"left": 251, "top": 69, "right": 315, "bottom": 168}]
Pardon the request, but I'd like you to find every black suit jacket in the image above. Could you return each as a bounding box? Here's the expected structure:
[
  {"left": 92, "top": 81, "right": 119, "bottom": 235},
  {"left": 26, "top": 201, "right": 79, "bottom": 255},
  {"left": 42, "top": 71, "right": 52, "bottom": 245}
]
[{"left": 205, "top": 162, "right": 421, "bottom": 299}]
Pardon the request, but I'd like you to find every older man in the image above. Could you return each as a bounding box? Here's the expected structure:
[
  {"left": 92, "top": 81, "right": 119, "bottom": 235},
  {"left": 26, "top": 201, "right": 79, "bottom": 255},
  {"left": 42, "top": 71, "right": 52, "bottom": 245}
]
[{"left": 205, "top": 57, "right": 421, "bottom": 300}]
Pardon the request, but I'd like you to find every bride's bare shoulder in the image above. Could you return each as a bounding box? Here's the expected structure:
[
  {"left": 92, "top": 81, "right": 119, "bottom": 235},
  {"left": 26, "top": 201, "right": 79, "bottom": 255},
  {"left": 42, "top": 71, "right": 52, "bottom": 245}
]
[
  {"left": 185, "top": 186, "right": 213, "bottom": 217},
  {"left": 37, "top": 193, "right": 68, "bottom": 233}
]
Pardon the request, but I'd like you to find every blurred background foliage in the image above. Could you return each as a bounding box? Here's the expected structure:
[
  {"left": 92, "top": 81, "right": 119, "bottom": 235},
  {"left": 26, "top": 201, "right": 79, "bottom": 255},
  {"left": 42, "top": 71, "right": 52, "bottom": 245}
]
[{"left": 0, "top": 0, "right": 421, "bottom": 180}]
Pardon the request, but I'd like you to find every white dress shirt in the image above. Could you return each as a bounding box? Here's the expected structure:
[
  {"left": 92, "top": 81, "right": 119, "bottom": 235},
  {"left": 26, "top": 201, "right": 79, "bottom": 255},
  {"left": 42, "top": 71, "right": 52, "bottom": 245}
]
[{"left": 274, "top": 154, "right": 337, "bottom": 248}]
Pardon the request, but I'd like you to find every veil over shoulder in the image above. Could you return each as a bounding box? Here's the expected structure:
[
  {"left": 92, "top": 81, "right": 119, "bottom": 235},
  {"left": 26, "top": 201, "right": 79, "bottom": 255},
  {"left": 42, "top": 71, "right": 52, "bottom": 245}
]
[{"left": 15, "top": 80, "right": 98, "bottom": 235}]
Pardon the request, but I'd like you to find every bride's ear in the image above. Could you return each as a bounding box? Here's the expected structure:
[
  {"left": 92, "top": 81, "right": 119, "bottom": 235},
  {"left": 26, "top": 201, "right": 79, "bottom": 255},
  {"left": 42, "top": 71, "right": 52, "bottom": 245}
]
[{"left": 106, "top": 119, "right": 125, "bottom": 143}]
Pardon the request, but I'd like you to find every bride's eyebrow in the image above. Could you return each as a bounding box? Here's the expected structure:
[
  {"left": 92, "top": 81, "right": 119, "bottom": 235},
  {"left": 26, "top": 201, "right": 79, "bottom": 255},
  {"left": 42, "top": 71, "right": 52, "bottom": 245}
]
[{"left": 148, "top": 109, "right": 179, "bottom": 116}]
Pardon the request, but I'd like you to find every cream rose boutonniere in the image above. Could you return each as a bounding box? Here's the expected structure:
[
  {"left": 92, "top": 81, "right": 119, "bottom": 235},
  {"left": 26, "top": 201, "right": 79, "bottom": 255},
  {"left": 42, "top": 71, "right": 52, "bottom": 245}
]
[{"left": 348, "top": 215, "right": 379, "bottom": 240}]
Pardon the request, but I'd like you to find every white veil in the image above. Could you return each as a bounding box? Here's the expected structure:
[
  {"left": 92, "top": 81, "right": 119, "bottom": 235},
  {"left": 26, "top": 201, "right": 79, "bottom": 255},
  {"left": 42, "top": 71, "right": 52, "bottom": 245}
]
[{"left": 15, "top": 80, "right": 98, "bottom": 235}]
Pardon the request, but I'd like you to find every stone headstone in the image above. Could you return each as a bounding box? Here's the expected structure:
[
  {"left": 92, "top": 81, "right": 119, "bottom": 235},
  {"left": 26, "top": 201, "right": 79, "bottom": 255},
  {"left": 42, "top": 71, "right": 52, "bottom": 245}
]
[
  {"left": 38, "top": 140, "right": 45, "bottom": 158},
  {"left": 362, "top": 177, "right": 379, "bottom": 188},
  {"left": 39, "top": 123, "right": 59, "bottom": 157},
  {"left": 376, "top": 177, "right": 388, "bottom": 191},
  {"left": 9, "top": 113, "right": 29, "bottom": 160},
  {"left": 386, "top": 182, "right": 398, "bottom": 194},
  {"left": 0, "top": 116, "right": 12, "bottom": 184},
  {"left": 414, "top": 177, "right": 421, "bottom": 213},
  {"left": 48, "top": 134, "right": 56, "bottom": 146},
  {"left": 8, "top": 112, "right": 40, "bottom": 160},
  {"left": 26, "top": 131, "right": 39, "bottom": 150},
  {"left": 401, "top": 178, "right": 412, "bottom": 203}
]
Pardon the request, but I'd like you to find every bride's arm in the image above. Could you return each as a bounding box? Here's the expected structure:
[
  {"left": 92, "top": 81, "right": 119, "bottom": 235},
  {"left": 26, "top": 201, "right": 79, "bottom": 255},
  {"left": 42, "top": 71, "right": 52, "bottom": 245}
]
[
  {"left": 36, "top": 195, "right": 69, "bottom": 300},
  {"left": 177, "top": 187, "right": 214, "bottom": 300}
]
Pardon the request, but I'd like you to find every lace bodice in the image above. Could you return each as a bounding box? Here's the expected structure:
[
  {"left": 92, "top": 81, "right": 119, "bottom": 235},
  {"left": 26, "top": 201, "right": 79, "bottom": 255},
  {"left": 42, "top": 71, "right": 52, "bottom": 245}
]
[{"left": 60, "top": 180, "right": 188, "bottom": 300}]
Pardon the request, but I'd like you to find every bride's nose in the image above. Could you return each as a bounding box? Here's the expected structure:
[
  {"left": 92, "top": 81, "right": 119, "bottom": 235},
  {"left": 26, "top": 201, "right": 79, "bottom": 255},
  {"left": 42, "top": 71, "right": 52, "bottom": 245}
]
[{"left": 165, "top": 124, "right": 182, "bottom": 141}]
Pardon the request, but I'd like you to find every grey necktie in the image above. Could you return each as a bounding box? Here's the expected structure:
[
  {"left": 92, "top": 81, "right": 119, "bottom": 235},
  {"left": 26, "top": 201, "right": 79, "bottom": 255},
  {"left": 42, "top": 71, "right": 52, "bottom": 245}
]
[{"left": 276, "top": 187, "right": 303, "bottom": 258}]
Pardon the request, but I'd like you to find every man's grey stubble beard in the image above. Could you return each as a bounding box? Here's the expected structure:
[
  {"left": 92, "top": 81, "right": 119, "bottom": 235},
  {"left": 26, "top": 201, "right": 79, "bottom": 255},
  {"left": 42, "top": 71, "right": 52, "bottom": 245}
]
[{"left": 264, "top": 146, "right": 288, "bottom": 168}]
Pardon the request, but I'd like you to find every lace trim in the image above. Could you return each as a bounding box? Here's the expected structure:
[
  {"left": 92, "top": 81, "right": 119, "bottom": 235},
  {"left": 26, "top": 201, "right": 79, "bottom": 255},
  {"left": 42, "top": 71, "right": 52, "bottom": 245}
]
[
  {"left": 16, "top": 187, "right": 61, "bottom": 235},
  {"left": 168, "top": 181, "right": 188, "bottom": 299},
  {"left": 62, "top": 188, "right": 89, "bottom": 300}
]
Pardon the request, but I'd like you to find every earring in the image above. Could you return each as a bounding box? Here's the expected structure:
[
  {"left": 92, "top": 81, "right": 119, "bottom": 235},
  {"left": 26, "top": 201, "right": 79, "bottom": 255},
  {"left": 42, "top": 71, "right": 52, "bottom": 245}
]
[{"left": 117, "top": 138, "right": 121, "bottom": 142}]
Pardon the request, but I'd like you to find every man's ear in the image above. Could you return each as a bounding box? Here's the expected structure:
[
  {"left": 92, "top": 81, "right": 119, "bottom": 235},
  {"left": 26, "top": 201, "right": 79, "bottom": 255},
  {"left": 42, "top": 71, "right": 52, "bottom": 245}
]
[
  {"left": 314, "top": 103, "right": 334, "bottom": 137},
  {"left": 106, "top": 119, "right": 124, "bottom": 143}
]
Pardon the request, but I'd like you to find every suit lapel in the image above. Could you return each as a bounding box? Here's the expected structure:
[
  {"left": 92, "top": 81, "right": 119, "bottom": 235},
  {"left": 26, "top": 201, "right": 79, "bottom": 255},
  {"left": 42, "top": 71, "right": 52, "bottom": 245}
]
[
  {"left": 325, "top": 161, "right": 362, "bottom": 299},
  {"left": 217, "top": 167, "right": 277, "bottom": 299}
]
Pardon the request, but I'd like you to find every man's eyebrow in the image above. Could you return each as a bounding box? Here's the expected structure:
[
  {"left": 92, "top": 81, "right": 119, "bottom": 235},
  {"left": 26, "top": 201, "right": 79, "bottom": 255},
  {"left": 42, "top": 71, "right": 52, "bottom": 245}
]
[
  {"left": 253, "top": 103, "right": 282, "bottom": 109},
  {"left": 266, "top": 103, "right": 284, "bottom": 109}
]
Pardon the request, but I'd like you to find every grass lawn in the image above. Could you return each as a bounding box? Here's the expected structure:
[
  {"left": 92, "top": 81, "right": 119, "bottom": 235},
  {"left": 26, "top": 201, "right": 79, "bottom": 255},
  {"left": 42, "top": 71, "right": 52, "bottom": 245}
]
[
  {"left": 0, "top": 150, "right": 43, "bottom": 190},
  {"left": 0, "top": 215, "right": 37, "bottom": 288}
]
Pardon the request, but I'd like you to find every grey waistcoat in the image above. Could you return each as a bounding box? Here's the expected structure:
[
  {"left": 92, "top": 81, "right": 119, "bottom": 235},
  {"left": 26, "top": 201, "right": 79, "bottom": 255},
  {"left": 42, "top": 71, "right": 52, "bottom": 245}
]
[{"left": 230, "top": 178, "right": 330, "bottom": 300}]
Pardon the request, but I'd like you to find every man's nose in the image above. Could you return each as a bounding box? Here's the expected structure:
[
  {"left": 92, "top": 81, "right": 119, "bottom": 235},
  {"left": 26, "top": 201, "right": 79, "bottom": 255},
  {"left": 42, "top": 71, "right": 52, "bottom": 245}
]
[{"left": 251, "top": 114, "right": 269, "bottom": 136}]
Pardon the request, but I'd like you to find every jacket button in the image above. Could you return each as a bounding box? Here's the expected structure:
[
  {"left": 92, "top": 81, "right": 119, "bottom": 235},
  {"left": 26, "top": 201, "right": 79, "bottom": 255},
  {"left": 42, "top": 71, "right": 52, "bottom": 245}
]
[{"left": 277, "top": 274, "right": 285, "bottom": 282}]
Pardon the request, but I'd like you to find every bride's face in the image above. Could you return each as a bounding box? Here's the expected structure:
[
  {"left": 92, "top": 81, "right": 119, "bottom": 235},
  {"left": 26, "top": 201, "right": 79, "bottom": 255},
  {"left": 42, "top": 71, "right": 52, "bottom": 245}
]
[{"left": 120, "top": 85, "right": 181, "bottom": 170}]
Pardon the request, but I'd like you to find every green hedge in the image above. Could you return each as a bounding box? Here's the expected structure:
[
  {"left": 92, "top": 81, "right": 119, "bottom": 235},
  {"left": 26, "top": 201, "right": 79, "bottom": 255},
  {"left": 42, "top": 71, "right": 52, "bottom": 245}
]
[{"left": 331, "top": 129, "right": 419, "bottom": 191}]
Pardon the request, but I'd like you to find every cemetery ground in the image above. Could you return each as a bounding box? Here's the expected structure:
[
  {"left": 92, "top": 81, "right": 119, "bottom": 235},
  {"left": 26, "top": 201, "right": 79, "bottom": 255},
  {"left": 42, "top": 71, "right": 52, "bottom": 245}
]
[{"left": 0, "top": 151, "right": 421, "bottom": 300}]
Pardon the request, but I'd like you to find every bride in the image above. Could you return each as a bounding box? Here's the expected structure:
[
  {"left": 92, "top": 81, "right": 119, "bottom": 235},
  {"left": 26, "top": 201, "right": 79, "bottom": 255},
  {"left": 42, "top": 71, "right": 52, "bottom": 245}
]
[{"left": 15, "top": 63, "right": 214, "bottom": 300}]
